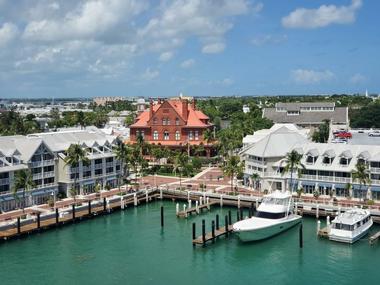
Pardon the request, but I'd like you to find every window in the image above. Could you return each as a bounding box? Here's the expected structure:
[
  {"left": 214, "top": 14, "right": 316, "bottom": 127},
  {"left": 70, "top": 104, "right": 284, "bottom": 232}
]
[
  {"left": 141, "top": 130, "right": 145, "bottom": 138},
  {"left": 162, "top": 118, "right": 166, "bottom": 125},
  {"left": 306, "top": 156, "right": 316, "bottom": 164},
  {"left": 194, "top": 131, "right": 199, "bottom": 140},
  {"left": 153, "top": 130, "right": 158, "bottom": 140},
  {"left": 188, "top": 131, "right": 193, "bottom": 140},
  {"left": 167, "top": 118, "right": 170, "bottom": 125},
  {"left": 164, "top": 131, "right": 169, "bottom": 140},
  {"left": 153, "top": 118, "right": 157, "bottom": 124},
  {"left": 175, "top": 118, "right": 180, "bottom": 125},
  {"left": 175, "top": 131, "right": 180, "bottom": 141},
  {"left": 322, "top": 156, "right": 333, "bottom": 165}
]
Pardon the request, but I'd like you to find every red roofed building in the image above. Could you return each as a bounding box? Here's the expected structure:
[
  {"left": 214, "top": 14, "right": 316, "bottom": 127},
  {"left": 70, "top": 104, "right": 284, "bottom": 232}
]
[{"left": 129, "top": 98, "right": 215, "bottom": 156}]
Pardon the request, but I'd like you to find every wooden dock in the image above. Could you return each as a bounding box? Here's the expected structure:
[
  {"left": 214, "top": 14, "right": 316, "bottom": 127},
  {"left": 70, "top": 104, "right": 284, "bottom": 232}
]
[
  {"left": 192, "top": 224, "right": 233, "bottom": 246},
  {"left": 177, "top": 201, "right": 219, "bottom": 218},
  {"left": 369, "top": 231, "right": 380, "bottom": 245},
  {"left": 318, "top": 227, "right": 330, "bottom": 238}
]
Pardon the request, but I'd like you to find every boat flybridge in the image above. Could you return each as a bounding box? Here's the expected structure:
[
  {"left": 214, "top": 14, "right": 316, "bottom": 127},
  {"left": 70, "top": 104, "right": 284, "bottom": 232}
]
[
  {"left": 328, "top": 208, "right": 373, "bottom": 244},
  {"left": 232, "top": 190, "right": 302, "bottom": 242}
]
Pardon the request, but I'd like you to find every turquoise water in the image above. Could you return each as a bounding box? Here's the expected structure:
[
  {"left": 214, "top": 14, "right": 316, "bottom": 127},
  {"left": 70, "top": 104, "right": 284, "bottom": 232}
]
[{"left": 0, "top": 201, "right": 379, "bottom": 285}]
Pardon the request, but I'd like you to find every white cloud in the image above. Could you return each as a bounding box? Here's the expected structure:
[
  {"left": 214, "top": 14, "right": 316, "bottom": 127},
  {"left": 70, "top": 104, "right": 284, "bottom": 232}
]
[
  {"left": 180, "top": 58, "right": 195, "bottom": 69},
  {"left": 0, "top": 22, "right": 19, "bottom": 47},
  {"left": 141, "top": 67, "right": 159, "bottom": 80},
  {"left": 291, "top": 69, "right": 334, "bottom": 84},
  {"left": 282, "top": 0, "right": 362, "bottom": 29},
  {"left": 202, "top": 42, "right": 225, "bottom": 54},
  {"left": 251, "top": 34, "right": 287, "bottom": 46},
  {"left": 350, "top": 73, "right": 366, "bottom": 84},
  {"left": 221, "top": 78, "right": 234, "bottom": 86},
  {"left": 158, "top": 51, "right": 173, "bottom": 62}
]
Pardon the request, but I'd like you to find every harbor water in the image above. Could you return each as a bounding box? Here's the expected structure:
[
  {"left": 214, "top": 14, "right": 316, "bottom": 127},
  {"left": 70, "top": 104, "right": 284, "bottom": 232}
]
[{"left": 0, "top": 201, "right": 379, "bottom": 285}]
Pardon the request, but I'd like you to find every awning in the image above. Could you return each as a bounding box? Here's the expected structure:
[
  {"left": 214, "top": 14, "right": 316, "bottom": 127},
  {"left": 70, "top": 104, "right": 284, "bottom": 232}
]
[
  {"left": 334, "top": 183, "right": 347, "bottom": 189},
  {"left": 323, "top": 149, "right": 336, "bottom": 158},
  {"left": 339, "top": 150, "right": 353, "bottom": 159},
  {"left": 300, "top": 181, "right": 315, "bottom": 186},
  {"left": 318, "top": 182, "right": 333, "bottom": 188},
  {"left": 371, "top": 186, "right": 380, "bottom": 192},
  {"left": 352, "top": 184, "right": 369, "bottom": 191}
]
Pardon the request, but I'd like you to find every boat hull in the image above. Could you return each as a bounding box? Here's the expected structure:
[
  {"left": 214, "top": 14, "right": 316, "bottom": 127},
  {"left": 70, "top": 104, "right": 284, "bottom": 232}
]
[
  {"left": 329, "top": 221, "right": 373, "bottom": 244},
  {"left": 234, "top": 216, "right": 302, "bottom": 242}
]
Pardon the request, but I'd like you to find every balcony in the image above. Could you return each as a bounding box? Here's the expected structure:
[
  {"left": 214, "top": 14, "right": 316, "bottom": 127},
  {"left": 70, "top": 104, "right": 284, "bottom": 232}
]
[
  {"left": 371, "top": 179, "right": 380, "bottom": 186},
  {"left": 43, "top": 159, "right": 55, "bottom": 166},
  {"left": 43, "top": 171, "right": 55, "bottom": 178},
  {"left": 318, "top": 175, "right": 335, "bottom": 182},
  {"left": 0, "top": 178, "right": 9, "bottom": 185},
  {"left": 94, "top": 164, "right": 103, "bottom": 170},
  {"left": 370, "top": 167, "right": 380, "bottom": 174},
  {"left": 106, "top": 162, "right": 114, "bottom": 168},
  {"left": 301, "top": 174, "right": 317, "bottom": 180},
  {"left": 334, "top": 177, "right": 351, "bottom": 183},
  {"left": 33, "top": 172, "right": 43, "bottom": 179},
  {"left": 69, "top": 167, "right": 79, "bottom": 173},
  {"left": 30, "top": 161, "right": 43, "bottom": 167}
]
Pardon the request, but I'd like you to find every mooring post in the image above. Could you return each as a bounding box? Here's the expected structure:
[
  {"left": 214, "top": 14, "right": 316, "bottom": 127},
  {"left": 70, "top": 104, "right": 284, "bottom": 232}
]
[
  {"left": 216, "top": 214, "right": 219, "bottom": 230},
  {"left": 160, "top": 188, "right": 163, "bottom": 199},
  {"left": 299, "top": 223, "right": 303, "bottom": 248},
  {"left": 202, "top": 219, "right": 206, "bottom": 246},
  {"left": 317, "top": 220, "right": 321, "bottom": 234},
  {"left": 200, "top": 196, "right": 203, "bottom": 206},
  {"left": 195, "top": 200, "right": 199, "bottom": 214},
  {"left": 55, "top": 208, "right": 59, "bottom": 225},
  {"left": 192, "top": 222, "right": 196, "bottom": 246},
  {"left": 17, "top": 217, "right": 21, "bottom": 234},
  {"left": 183, "top": 204, "right": 187, "bottom": 216},
  {"left": 37, "top": 213, "right": 41, "bottom": 230},
  {"left": 248, "top": 207, "right": 252, "bottom": 218},
  {"left": 120, "top": 196, "right": 125, "bottom": 210},
  {"left": 102, "top": 197, "right": 106, "bottom": 212},
  {"left": 228, "top": 210, "right": 232, "bottom": 225},
  {"left": 237, "top": 195, "right": 241, "bottom": 209},
  {"left": 207, "top": 197, "right": 210, "bottom": 210},
  {"left": 187, "top": 191, "right": 190, "bottom": 201},
  {"left": 145, "top": 190, "right": 149, "bottom": 203},
  {"left": 211, "top": 221, "right": 215, "bottom": 243},
  {"left": 188, "top": 200, "right": 192, "bottom": 209},
  {"left": 72, "top": 204, "right": 76, "bottom": 221},
  {"left": 236, "top": 210, "right": 240, "bottom": 222},
  {"left": 225, "top": 215, "right": 229, "bottom": 237},
  {"left": 220, "top": 194, "right": 223, "bottom": 207},
  {"left": 240, "top": 207, "right": 244, "bottom": 220},
  {"left": 338, "top": 207, "right": 341, "bottom": 215},
  {"left": 316, "top": 204, "right": 319, "bottom": 219},
  {"left": 176, "top": 203, "right": 179, "bottom": 215},
  {"left": 295, "top": 202, "right": 298, "bottom": 214},
  {"left": 88, "top": 200, "right": 92, "bottom": 215},
  {"left": 161, "top": 206, "right": 164, "bottom": 227},
  {"left": 256, "top": 198, "right": 259, "bottom": 209}
]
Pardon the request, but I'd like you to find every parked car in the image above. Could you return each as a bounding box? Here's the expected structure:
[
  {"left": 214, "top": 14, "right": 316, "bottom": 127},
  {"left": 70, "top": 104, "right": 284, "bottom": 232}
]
[
  {"left": 368, "top": 131, "right": 380, "bottom": 137},
  {"left": 332, "top": 138, "right": 348, "bottom": 144},
  {"left": 335, "top": 131, "right": 352, "bottom": 139}
]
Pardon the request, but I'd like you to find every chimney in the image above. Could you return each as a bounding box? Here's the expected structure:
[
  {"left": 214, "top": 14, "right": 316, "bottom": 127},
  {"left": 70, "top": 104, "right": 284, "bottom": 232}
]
[
  {"left": 192, "top": 98, "right": 196, "bottom": 110},
  {"left": 182, "top": 99, "right": 188, "bottom": 120},
  {"left": 149, "top": 99, "right": 153, "bottom": 119}
]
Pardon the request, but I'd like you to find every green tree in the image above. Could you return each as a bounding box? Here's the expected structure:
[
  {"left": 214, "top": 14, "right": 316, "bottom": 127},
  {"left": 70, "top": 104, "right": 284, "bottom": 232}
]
[
  {"left": 222, "top": 155, "right": 244, "bottom": 194},
  {"left": 352, "top": 161, "right": 371, "bottom": 201},
  {"left": 282, "top": 150, "right": 305, "bottom": 193},
  {"left": 250, "top": 173, "right": 261, "bottom": 190},
  {"left": 114, "top": 141, "right": 131, "bottom": 195},
  {"left": 172, "top": 152, "right": 188, "bottom": 190},
  {"left": 312, "top": 120, "right": 330, "bottom": 143},
  {"left": 13, "top": 169, "right": 35, "bottom": 213},
  {"left": 64, "top": 144, "right": 89, "bottom": 200}
]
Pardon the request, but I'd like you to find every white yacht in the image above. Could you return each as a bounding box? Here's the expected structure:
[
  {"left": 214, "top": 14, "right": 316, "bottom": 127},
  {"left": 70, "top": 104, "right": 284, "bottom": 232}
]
[
  {"left": 232, "top": 191, "right": 302, "bottom": 242},
  {"left": 328, "top": 208, "right": 373, "bottom": 244}
]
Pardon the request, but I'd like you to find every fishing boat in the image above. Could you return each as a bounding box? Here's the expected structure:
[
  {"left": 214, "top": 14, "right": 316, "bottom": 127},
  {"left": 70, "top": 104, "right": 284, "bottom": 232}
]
[
  {"left": 328, "top": 208, "right": 373, "bottom": 244},
  {"left": 232, "top": 190, "right": 302, "bottom": 242}
]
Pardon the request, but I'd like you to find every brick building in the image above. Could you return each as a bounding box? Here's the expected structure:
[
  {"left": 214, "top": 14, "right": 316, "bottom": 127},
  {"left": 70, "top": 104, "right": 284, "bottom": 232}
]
[{"left": 129, "top": 98, "right": 214, "bottom": 156}]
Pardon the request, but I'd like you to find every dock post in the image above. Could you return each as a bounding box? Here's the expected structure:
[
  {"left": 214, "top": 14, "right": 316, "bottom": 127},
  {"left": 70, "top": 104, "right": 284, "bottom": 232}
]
[
  {"left": 220, "top": 194, "right": 223, "bottom": 207},
  {"left": 188, "top": 200, "right": 191, "bottom": 209},
  {"left": 317, "top": 220, "right": 321, "bottom": 234},
  {"left": 88, "top": 200, "right": 92, "bottom": 215},
  {"left": 120, "top": 196, "right": 124, "bottom": 210},
  {"left": 338, "top": 207, "right": 341, "bottom": 215},
  {"left": 192, "top": 222, "right": 196, "bottom": 247},
  {"left": 187, "top": 191, "right": 190, "bottom": 201},
  {"left": 248, "top": 207, "right": 252, "bottom": 218},
  {"left": 37, "top": 213, "right": 41, "bottom": 230},
  {"left": 160, "top": 188, "right": 163, "bottom": 199},
  {"left": 211, "top": 221, "right": 215, "bottom": 243},
  {"left": 17, "top": 217, "right": 21, "bottom": 234},
  {"left": 299, "top": 223, "right": 303, "bottom": 248},
  {"left": 134, "top": 193, "right": 137, "bottom": 206},
  {"left": 327, "top": 216, "right": 330, "bottom": 231},
  {"left": 295, "top": 202, "right": 298, "bottom": 214},
  {"left": 200, "top": 196, "right": 203, "bottom": 206},
  {"left": 316, "top": 204, "right": 319, "bottom": 219},
  {"left": 256, "top": 198, "right": 259, "bottom": 209},
  {"left": 203, "top": 192, "right": 206, "bottom": 204},
  {"left": 202, "top": 219, "right": 206, "bottom": 246},
  {"left": 240, "top": 208, "right": 244, "bottom": 220},
  {"left": 228, "top": 210, "right": 232, "bottom": 225},
  {"left": 225, "top": 216, "right": 229, "bottom": 237},
  {"left": 183, "top": 204, "right": 187, "bottom": 217},
  {"left": 55, "top": 208, "right": 59, "bottom": 225},
  {"left": 207, "top": 197, "right": 210, "bottom": 210},
  {"left": 161, "top": 206, "right": 164, "bottom": 227},
  {"left": 237, "top": 210, "right": 240, "bottom": 221},
  {"left": 216, "top": 214, "right": 219, "bottom": 230},
  {"left": 103, "top": 197, "right": 107, "bottom": 212},
  {"left": 237, "top": 195, "right": 241, "bottom": 209},
  {"left": 196, "top": 201, "right": 199, "bottom": 214},
  {"left": 72, "top": 204, "right": 76, "bottom": 221},
  {"left": 176, "top": 203, "right": 179, "bottom": 215},
  {"left": 145, "top": 190, "right": 149, "bottom": 203}
]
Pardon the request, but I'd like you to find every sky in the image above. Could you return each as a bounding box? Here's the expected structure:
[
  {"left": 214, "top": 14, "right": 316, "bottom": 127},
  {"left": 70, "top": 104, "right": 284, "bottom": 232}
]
[{"left": 0, "top": 0, "right": 379, "bottom": 99}]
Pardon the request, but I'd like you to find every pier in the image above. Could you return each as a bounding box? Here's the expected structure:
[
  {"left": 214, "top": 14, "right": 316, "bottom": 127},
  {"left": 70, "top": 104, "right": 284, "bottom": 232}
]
[
  {"left": 176, "top": 200, "right": 219, "bottom": 217},
  {"left": 369, "top": 231, "right": 380, "bottom": 245}
]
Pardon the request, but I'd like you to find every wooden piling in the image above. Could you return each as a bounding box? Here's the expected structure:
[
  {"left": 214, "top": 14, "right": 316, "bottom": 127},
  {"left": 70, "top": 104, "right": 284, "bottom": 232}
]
[
  {"left": 225, "top": 215, "right": 229, "bottom": 237},
  {"left": 37, "top": 213, "right": 41, "bottom": 230},
  {"left": 72, "top": 204, "right": 76, "bottom": 221},
  {"left": 202, "top": 219, "right": 206, "bottom": 246},
  {"left": 211, "top": 221, "right": 215, "bottom": 243},
  {"left": 228, "top": 210, "right": 232, "bottom": 225},
  {"left": 236, "top": 210, "right": 240, "bottom": 222},
  {"left": 299, "top": 223, "right": 303, "bottom": 248},
  {"left": 192, "top": 222, "right": 196, "bottom": 240},
  {"left": 55, "top": 208, "right": 59, "bottom": 225},
  {"left": 161, "top": 206, "right": 164, "bottom": 227},
  {"left": 17, "top": 217, "right": 21, "bottom": 234},
  {"left": 103, "top": 197, "right": 107, "bottom": 212},
  {"left": 88, "top": 200, "right": 92, "bottom": 215},
  {"left": 216, "top": 214, "right": 219, "bottom": 230},
  {"left": 240, "top": 208, "right": 243, "bottom": 220}
]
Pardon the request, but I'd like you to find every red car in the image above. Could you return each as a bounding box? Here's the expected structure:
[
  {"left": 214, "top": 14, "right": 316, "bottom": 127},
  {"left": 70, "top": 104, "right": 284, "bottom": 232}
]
[{"left": 335, "top": 131, "right": 352, "bottom": 139}]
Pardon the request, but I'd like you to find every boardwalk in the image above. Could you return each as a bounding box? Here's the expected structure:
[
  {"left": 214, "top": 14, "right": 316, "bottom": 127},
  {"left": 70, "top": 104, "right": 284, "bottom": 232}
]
[
  {"left": 369, "top": 231, "right": 380, "bottom": 245},
  {"left": 192, "top": 225, "right": 234, "bottom": 246},
  {"left": 177, "top": 201, "right": 219, "bottom": 218}
]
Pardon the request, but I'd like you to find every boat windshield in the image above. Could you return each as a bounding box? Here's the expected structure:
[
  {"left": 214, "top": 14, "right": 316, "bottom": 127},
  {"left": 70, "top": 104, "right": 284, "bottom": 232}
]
[
  {"left": 255, "top": 211, "right": 286, "bottom": 219},
  {"left": 262, "top": 197, "right": 289, "bottom": 206},
  {"left": 332, "top": 223, "right": 354, "bottom": 231}
]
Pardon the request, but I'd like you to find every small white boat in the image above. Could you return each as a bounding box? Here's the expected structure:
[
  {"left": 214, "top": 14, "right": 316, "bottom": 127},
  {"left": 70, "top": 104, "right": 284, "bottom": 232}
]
[
  {"left": 232, "top": 191, "right": 302, "bottom": 242},
  {"left": 328, "top": 208, "right": 373, "bottom": 244}
]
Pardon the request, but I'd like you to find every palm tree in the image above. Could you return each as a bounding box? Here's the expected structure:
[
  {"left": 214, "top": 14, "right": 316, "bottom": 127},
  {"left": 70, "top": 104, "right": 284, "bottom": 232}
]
[
  {"left": 222, "top": 155, "right": 244, "bottom": 194},
  {"left": 114, "top": 141, "right": 130, "bottom": 196},
  {"left": 250, "top": 173, "right": 261, "bottom": 190},
  {"left": 173, "top": 152, "right": 188, "bottom": 190},
  {"left": 352, "top": 161, "right": 371, "bottom": 201},
  {"left": 136, "top": 134, "right": 145, "bottom": 157},
  {"left": 203, "top": 129, "right": 213, "bottom": 144},
  {"left": 282, "top": 150, "right": 305, "bottom": 193},
  {"left": 13, "top": 169, "right": 35, "bottom": 213},
  {"left": 64, "top": 143, "right": 89, "bottom": 200}
]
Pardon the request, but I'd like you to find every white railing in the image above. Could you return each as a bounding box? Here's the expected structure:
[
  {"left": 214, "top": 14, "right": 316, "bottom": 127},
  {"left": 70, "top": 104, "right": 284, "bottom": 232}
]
[
  {"left": 301, "top": 174, "right": 317, "bottom": 180},
  {"left": 370, "top": 167, "right": 380, "bottom": 174},
  {"left": 43, "top": 171, "right": 55, "bottom": 178},
  {"left": 371, "top": 179, "right": 380, "bottom": 186},
  {"left": 0, "top": 178, "right": 9, "bottom": 185},
  {"left": 106, "top": 162, "right": 114, "bottom": 168},
  {"left": 33, "top": 173, "right": 43, "bottom": 179},
  {"left": 43, "top": 159, "right": 55, "bottom": 166},
  {"left": 334, "top": 177, "right": 351, "bottom": 183},
  {"left": 30, "top": 161, "right": 42, "bottom": 167},
  {"left": 317, "top": 176, "right": 335, "bottom": 182},
  {"left": 94, "top": 164, "right": 103, "bottom": 170}
]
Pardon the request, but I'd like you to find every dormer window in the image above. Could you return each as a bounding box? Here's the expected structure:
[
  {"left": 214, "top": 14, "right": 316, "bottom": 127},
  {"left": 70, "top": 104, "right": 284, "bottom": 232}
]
[
  {"left": 153, "top": 118, "right": 157, "bottom": 125},
  {"left": 175, "top": 118, "right": 180, "bottom": 125},
  {"left": 306, "top": 155, "right": 317, "bottom": 164},
  {"left": 340, "top": 157, "right": 350, "bottom": 166},
  {"left": 322, "top": 149, "right": 335, "bottom": 165},
  {"left": 339, "top": 150, "right": 352, "bottom": 166},
  {"left": 323, "top": 156, "right": 333, "bottom": 165}
]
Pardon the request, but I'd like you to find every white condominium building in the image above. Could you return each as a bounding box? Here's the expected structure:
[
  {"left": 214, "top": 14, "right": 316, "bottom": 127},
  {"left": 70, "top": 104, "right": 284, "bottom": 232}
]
[
  {"left": 0, "top": 129, "right": 122, "bottom": 212},
  {"left": 241, "top": 127, "right": 380, "bottom": 201}
]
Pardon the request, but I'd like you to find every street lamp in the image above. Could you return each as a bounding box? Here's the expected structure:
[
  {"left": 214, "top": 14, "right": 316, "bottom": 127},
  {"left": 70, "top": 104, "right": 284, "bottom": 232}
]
[{"left": 51, "top": 190, "right": 56, "bottom": 211}]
